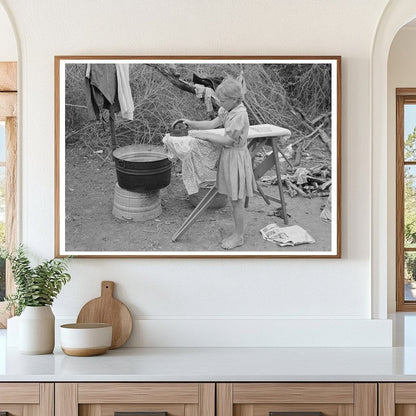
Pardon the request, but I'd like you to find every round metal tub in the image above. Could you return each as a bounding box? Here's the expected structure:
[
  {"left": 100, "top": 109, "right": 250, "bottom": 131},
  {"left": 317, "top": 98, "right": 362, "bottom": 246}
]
[{"left": 113, "top": 145, "right": 172, "bottom": 192}]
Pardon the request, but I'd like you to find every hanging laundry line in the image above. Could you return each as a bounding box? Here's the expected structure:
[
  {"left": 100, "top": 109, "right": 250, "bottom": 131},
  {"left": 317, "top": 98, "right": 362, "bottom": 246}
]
[{"left": 85, "top": 63, "right": 134, "bottom": 152}]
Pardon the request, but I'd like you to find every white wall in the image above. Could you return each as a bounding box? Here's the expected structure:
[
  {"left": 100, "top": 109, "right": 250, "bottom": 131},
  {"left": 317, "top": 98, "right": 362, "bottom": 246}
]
[
  {"left": 387, "top": 26, "right": 416, "bottom": 312},
  {"left": 0, "top": 3, "right": 16, "bottom": 61},
  {"left": 0, "top": 0, "right": 394, "bottom": 347}
]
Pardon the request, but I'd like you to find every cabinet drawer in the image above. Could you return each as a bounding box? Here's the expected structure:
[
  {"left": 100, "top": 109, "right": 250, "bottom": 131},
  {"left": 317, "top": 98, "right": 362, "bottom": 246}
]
[
  {"left": 218, "top": 383, "right": 376, "bottom": 416},
  {"left": 379, "top": 383, "right": 416, "bottom": 415},
  {"left": 0, "top": 383, "right": 53, "bottom": 415},
  {"left": 56, "top": 383, "right": 215, "bottom": 416},
  {"left": 78, "top": 383, "right": 200, "bottom": 404}
]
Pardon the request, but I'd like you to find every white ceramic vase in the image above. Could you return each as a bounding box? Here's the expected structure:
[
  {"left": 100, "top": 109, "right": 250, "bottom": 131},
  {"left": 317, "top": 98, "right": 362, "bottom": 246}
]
[
  {"left": 6, "top": 315, "right": 20, "bottom": 347},
  {"left": 19, "top": 305, "right": 55, "bottom": 354}
]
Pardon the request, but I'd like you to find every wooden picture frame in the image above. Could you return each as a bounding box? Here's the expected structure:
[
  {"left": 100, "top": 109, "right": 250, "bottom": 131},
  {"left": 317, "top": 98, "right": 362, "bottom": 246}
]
[
  {"left": 0, "top": 61, "right": 17, "bottom": 326},
  {"left": 396, "top": 88, "right": 416, "bottom": 310},
  {"left": 55, "top": 56, "right": 341, "bottom": 258}
]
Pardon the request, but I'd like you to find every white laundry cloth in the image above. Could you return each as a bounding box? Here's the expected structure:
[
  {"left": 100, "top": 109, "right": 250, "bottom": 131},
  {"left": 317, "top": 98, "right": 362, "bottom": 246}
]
[
  {"left": 194, "top": 84, "right": 218, "bottom": 113},
  {"left": 203, "top": 87, "right": 217, "bottom": 113},
  {"left": 194, "top": 84, "right": 205, "bottom": 99},
  {"left": 163, "top": 135, "right": 194, "bottom": 159},
  {"left": 162, "top": 134, "right": 221, "bottom": 195},
  {"left": 260, "top": 224, "right": 315, "bottom": 246},
  {"left": 115, "top": 64, "right": 134, "bottom": 120}
]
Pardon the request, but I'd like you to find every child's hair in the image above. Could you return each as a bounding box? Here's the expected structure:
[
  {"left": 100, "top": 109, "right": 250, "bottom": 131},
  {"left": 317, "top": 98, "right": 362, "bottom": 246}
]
[{"left": 215, "top": 77, "right": 243, "bottom": 101}]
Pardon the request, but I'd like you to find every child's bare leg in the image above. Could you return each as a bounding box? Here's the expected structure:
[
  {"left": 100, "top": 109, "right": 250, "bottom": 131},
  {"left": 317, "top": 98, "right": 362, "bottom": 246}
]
[{"left": 222, "top": 198, "right": 245, "bottom": 250}]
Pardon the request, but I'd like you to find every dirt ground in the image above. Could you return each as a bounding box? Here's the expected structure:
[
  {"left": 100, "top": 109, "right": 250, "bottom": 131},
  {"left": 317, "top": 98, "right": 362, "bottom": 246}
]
[{"left": 65, "top": 144, "right": 332, "bottom": 254}]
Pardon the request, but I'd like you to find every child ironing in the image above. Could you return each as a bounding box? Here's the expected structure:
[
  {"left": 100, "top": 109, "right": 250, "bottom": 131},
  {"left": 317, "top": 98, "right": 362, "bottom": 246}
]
[{"left": 181, "top": 77, "right": 257, "bottom": 250}]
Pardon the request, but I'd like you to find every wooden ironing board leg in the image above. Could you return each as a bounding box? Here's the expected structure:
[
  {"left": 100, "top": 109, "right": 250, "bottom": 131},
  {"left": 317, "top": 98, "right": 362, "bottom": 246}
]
[
  {"left": 271, "top": 140, "right": 288, "bottom": 224},
  {"left": 172, "top": 186, "right": 220, "bottom": 242},
  {"left": 255, "top": 181, "right": 271, "bottom": 205},
  {"left": 172, "top": 133, "right": 289, "bottom": 242},
  {"left": 109, "top": 105, "right": 117, "bottom": 154}
]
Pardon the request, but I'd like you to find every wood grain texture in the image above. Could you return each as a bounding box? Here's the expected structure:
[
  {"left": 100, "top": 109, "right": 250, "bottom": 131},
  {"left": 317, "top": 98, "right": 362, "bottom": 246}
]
[
  {"left": 199, "top": 384, "right": 215, "bottom": 416},
  {"left": 54, "top": 55, "right": 340, "bottom": 259},
  {"left": 233, "top": 383, "right": 354, "bottom": 404},
  {"left": 237, "top": 404, "right": 254, "bottom": 416},
  {"left": 379, "top": 383, "right": 395, "bottom": 416},
  {"left": 217, "top": 384, "right": 233, "bottom": 416},
  {"left": 0, "top": 383, "right": 39, "bottom": 403},
  {"left": 337, "top": 404, "right": 354, "bottom": 416},
  {"left": 0, "top": 116, "right": 17, "bottom": 328},
  {"left": 0, "top": 405, "right": 24, "bottom": 416},
  {"left": 395, "top": 383, "right": 416, "bottom": 403},
  {"left": 78, "top": 383, "right": 199, "bottom": 404},
  {"left": 185, "top": 403, "right": 199, "bottom": 416},
  {"left": 5, "top": 116, "right": 17, "bottom": 294},
  {"left": 396, "top": 89, "right": 416, "bottom": 311},
  {"left": 76, "top": 281, "right": 133, "bottom": 348},
  {"left": 396, "top": 404, "right": 416, "bottom": 416},
  {"left": 0, "top": 61, "right": 17, "bottom": 325},
  {"left": 396, "top": 88, "right": 416, "bottom": 97},
  {"left": 23, "top": 404, "right": 37, "bottom": 416},
  {"left": 100, "top": 403, "right": 185, "bottom": 416},
  {"left": 336, "top": 55, "right": 342, "bottom": 258},
  {"left": 38, "top": 383, "right": 54, "bottom": 416},
  {"left": 55, "top": 383, "right": 78, "bottom": 416},
  {"left": 354, "top": 383, "right": 377, "bottom": 416},
  {"left": 0, "top": 62, "right": 17, "bottom": 91},
  {"left": 79, "top": 404, "right": 101, "bottom": 416},
  {"left": 397, "top": 93, "right": 406, "bottom": 311},
  {"left": 0, "top": 92, "right": 16, "bottom": 120},
  {"left": 252, "top": 403, "right": 338, "bottom": 416},
  {"left": 54, "top": 56, "right": 61, "bottom": 258}
]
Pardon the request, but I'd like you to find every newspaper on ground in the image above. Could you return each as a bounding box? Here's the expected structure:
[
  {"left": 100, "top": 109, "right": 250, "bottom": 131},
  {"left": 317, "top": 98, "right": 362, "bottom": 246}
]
[{"left": 260, "top": 224, "right": 315, "bottom": 246}]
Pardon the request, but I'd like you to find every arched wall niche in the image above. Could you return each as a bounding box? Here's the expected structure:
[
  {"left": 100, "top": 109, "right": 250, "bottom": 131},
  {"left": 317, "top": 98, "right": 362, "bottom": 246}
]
[
  {"left": 371, "top": 0, "right": 416, "bottom": 318},
  {"left": 0, "top": 1, "right": 18, "bottom": 61}
]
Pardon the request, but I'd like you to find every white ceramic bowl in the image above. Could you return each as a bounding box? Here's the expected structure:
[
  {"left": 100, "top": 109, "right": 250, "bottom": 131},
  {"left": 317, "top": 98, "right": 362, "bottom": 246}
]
[{"left": 60, "top": 323, "right": 112, "bottom": 356}]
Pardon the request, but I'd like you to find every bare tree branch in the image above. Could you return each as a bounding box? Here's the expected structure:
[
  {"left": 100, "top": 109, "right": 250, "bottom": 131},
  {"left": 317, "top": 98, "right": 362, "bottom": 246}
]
[{"left": 148, "top": 64, "right": 196, "bottom": 94}]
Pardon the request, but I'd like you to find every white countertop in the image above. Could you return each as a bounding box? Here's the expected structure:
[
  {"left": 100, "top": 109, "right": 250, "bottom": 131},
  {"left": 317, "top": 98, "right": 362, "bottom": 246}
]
[
  {"left": 2, "top": 345, "right": 416, "bottom": 382},
  {"left": 2, "top": 313, "right": 416, "bottom": 382}
]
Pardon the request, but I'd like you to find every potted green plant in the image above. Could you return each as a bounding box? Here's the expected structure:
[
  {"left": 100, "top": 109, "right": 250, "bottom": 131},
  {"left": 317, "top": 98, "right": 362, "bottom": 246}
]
[{"left": 4, "top": 245, "right": 71, "bottom": 354}]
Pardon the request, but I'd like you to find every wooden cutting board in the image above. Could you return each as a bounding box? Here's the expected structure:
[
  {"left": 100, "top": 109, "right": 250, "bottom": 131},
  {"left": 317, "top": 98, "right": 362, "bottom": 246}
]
[{"left": 76, "top": 281, "right": 133, "bottom": 349}]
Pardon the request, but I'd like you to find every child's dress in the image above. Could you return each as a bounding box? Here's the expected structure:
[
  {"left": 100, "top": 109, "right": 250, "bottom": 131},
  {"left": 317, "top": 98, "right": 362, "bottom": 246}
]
[{"left": 216, "top": 103, "right": 257, "bottom": 200}]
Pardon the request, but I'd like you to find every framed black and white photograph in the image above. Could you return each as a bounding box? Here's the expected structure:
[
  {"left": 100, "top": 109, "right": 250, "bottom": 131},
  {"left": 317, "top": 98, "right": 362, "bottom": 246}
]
[{"left": 55, "top": 56, "right": 341, "bottom": 258}]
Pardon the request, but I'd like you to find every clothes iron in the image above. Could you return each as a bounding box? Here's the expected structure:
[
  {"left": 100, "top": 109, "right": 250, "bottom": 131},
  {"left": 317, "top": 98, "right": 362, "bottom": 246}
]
[{"left": 169, "top": 120, "right": 189, "bottom": 137}]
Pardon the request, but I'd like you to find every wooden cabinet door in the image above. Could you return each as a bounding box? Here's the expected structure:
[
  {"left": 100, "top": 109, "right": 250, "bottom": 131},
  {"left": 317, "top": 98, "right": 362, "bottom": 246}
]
[
  {"left": 379, "top": 383, "right": 416, "bottom": 416},
  {"left": 217, "top": 383, "right": 377, "bottom": 416},
  {"left": 0, "top": 383, "right": 53, "bottom": 415},
  {"left": 55, "top": 383, "right": 215, "bottom": 416}
]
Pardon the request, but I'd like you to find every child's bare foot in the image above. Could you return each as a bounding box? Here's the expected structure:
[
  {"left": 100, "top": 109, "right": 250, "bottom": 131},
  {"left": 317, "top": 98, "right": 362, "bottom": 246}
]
[
  {"left": 221, "top": 234, "right": 244, "bottom": 250},
  {"left": 221, "top": 235, "right": 233, "bottom": 247}
]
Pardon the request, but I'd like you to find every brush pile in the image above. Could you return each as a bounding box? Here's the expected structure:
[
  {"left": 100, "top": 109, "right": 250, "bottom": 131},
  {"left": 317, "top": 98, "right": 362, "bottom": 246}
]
[{"left": 261, "top": 164, "right": 332, "bottom": 198}]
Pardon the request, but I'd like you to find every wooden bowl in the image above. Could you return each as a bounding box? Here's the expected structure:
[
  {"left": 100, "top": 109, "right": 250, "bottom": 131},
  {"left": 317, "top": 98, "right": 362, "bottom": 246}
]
[{"left": 60, "top": 323, "right": 112, "bottom": 356}]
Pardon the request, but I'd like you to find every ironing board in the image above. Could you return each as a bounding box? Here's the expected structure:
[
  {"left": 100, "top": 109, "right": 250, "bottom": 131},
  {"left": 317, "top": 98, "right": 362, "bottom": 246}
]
[{"left": 172, "top": 124, "right": 292, "bottom": 242}]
